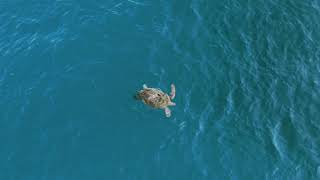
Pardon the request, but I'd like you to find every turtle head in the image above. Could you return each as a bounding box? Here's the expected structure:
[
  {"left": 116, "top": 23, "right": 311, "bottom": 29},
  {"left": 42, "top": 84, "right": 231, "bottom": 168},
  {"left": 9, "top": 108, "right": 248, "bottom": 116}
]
[{"left": 133, "top": 93, "right": 141, "bottom": 100}]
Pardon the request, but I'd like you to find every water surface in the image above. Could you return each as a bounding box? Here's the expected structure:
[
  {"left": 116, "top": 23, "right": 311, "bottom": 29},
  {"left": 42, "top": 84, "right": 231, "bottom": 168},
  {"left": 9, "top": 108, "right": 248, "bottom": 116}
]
[{"left": 1, "top": 0, "right": 320, "bottom": 179}]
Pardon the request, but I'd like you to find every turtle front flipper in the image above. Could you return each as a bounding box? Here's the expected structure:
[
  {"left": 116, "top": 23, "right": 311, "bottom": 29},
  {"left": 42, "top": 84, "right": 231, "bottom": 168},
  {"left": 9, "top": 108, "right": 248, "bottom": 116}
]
[
  {"left": 164, "top": 107, "right": 171, "bottom": 117},
  {"left": 170, "top": 84, "right": 176, "bottom": 99},
  {"left": 143, "top": 84, "right": 148, "bottom": 89}
]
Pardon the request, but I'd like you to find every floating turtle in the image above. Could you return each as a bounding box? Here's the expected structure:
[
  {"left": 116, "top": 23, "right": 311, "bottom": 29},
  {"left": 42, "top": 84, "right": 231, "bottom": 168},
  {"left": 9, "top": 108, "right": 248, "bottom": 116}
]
[{"left": 136, "top": 84, "right": 176, "bottom": 117}]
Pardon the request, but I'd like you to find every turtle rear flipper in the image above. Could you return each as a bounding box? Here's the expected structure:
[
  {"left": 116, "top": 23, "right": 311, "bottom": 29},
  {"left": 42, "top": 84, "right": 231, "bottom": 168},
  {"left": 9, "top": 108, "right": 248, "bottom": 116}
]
[{"left": 164, "top": 107, "right": 171, "bottom": 117}]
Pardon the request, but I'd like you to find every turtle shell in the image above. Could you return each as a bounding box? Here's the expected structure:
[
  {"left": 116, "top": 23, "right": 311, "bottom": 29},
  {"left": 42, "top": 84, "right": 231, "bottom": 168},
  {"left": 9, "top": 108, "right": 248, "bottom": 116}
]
[{"left": 138, "top": 88, "right": 171, "bottom": 108}]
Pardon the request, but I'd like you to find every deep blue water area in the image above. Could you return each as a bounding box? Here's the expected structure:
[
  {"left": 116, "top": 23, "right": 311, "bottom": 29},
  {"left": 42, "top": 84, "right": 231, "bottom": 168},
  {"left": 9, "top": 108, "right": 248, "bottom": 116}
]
[{"left": 1, "top": 0, "right": 320, "bottom": 179}]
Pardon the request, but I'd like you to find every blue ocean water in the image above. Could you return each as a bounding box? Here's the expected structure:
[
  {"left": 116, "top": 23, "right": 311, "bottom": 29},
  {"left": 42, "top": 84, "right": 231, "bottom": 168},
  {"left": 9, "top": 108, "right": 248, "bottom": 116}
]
[{"left": 1, "top": 0, "right": 320, "bottom": 179}]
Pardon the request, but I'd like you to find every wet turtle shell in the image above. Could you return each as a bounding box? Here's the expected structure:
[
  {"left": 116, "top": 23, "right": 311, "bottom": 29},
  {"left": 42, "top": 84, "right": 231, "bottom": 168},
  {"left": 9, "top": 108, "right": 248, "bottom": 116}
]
[{"left": 137, "top": 88, "right": 171, "bottom": 109}]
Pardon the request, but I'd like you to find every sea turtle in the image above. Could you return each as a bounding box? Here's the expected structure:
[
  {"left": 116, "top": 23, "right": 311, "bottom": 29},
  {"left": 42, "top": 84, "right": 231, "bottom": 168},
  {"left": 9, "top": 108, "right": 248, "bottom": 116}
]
[{"left": 136, "top": 84, "right": 176, "bottom": 117}]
